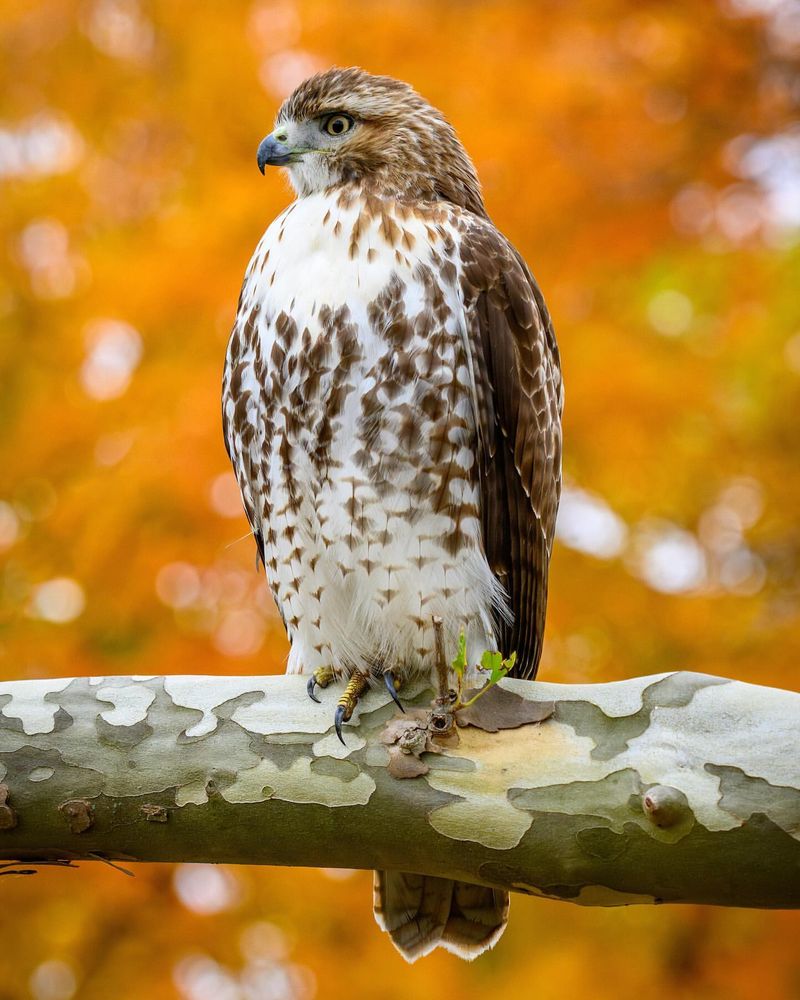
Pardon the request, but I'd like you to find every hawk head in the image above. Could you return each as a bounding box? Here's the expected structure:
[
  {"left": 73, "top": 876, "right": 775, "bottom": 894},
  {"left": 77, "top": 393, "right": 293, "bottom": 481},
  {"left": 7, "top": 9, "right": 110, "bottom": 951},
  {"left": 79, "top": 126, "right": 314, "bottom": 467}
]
[{"left": 257, "top": 67, "right": 485, "bottom": 216}]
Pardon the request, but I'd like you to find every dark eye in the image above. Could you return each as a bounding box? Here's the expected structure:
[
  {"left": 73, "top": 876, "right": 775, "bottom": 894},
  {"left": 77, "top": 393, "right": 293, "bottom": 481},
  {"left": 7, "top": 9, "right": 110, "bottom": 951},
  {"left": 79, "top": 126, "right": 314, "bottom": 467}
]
[{"left": 323, "top": 114, "right": 353, "bottom": 137}]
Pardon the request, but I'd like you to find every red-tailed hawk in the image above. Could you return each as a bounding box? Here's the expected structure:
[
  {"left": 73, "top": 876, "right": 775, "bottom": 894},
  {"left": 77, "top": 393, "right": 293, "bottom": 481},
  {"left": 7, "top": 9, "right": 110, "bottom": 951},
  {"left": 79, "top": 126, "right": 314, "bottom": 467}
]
[{"left": 223, "top": 68, "right": 562, "bottom": 962}]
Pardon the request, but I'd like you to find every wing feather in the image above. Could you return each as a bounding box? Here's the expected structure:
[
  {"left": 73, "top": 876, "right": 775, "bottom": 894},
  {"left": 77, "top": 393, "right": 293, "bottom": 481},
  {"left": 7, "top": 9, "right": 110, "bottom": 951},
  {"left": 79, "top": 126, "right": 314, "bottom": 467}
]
[
  {"left": 460, "top": 218, "right": 563, "bottom": 679},
  {"left": 222, "top": 307, "right": 268, "bottom": 571}
]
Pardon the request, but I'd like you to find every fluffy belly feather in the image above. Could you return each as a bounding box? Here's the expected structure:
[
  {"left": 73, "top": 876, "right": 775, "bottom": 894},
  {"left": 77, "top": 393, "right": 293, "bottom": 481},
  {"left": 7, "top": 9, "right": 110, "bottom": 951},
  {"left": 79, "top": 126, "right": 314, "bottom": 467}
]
[{"left": 224, "top": 191, "right": 506, "bottom": 679}]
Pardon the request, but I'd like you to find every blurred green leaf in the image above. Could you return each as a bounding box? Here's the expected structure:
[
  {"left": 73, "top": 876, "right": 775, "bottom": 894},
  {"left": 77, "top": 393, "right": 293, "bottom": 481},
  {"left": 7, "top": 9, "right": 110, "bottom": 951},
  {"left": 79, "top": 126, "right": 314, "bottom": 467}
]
[{"left": 451, "top": 630, "right": 468, "bottom": 679}]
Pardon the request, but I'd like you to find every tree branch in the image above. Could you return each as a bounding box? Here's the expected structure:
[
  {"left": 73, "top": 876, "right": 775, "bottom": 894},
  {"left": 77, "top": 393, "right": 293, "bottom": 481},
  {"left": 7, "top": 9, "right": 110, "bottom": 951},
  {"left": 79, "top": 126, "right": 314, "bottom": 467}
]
[{"left": 0, "top": 672, "right": 798, "bottom": 907}]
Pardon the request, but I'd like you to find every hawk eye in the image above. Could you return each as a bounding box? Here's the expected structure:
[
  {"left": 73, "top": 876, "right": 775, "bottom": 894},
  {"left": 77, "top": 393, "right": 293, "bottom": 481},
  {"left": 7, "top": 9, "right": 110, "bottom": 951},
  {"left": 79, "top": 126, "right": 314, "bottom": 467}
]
[{"left": 323, "top": 114, "right": 353, "bottom": 137}]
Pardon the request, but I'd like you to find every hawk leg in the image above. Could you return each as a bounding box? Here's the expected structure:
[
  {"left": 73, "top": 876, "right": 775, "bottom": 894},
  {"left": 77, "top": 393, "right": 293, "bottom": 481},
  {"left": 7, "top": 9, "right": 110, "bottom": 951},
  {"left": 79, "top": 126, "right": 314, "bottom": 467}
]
[
  {"left": 306, "top": 666, "right": 336, "bottom": 704},
  {"left": 334, "top": 671, "right": 370, "bottom": 745}
]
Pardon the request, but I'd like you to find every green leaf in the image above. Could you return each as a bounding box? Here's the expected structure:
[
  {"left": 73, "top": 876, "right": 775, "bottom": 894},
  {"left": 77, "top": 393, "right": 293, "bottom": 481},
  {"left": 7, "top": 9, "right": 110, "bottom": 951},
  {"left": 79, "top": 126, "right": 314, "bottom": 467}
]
[
  {"left": 479, "top": 649, "right": 515, "bottom": 685},
  {"left": 479, "top": 650, "right": 501, "bottom": 674},
  {"left": 451, "top": 630, "right": 467, "bottom": 679}
]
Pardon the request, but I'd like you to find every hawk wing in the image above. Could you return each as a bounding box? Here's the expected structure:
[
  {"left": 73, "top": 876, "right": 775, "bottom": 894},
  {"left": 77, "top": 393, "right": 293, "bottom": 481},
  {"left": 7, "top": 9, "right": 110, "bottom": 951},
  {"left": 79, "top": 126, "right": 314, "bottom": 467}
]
[
  {"left": 460, "top": 218, "right": 563, "bottom": 679},
  {"left": 222, "top": 306, "right": 268, "bottom": 572}
]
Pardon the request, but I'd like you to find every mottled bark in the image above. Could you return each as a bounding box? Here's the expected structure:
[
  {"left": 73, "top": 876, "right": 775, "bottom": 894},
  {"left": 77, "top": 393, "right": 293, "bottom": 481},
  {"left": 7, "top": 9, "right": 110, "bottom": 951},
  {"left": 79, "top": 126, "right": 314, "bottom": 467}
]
[{"left": 0, "top": 672, "right": 798, "bottom": 907}]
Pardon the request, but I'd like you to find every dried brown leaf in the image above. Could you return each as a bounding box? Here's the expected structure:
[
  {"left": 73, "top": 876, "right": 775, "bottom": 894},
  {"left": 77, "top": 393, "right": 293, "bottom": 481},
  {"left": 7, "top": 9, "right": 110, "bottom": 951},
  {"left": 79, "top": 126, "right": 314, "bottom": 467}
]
[
  {"left": 387, "top": 747, "right": 430, "bottom": 779},
  {"left": 456, "top": 686, "right": 555, "bottom": 732}
]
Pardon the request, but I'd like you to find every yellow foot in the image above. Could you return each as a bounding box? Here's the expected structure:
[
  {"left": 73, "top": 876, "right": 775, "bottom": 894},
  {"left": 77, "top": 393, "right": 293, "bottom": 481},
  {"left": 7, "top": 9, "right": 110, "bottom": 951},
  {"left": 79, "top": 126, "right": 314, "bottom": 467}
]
[
  {"left": 306, "top": 666, "right": 336, "bottom": 704},
  {"left": 335, "top": 672, "right": 370, "bottom": 745}
]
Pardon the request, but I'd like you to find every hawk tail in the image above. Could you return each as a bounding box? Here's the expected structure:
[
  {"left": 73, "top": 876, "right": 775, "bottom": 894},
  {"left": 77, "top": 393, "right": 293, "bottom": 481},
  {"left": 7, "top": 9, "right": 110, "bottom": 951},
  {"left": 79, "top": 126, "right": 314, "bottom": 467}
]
[{"left": 373, "top": 870, "right": 509, "bottom": 962}]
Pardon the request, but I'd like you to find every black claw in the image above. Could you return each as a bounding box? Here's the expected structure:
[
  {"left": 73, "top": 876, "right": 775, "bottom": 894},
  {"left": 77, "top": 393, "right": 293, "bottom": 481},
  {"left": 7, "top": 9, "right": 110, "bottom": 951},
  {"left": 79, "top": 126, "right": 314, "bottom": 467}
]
[
  {"left": 384, "top": 671, "right": 405, "bottom": 712},
  {"left": 307, "top": 676, "right": 321, "bottom": 704},
  {"left": 334, "top": 705, "right": 347, "bottom": 745}
]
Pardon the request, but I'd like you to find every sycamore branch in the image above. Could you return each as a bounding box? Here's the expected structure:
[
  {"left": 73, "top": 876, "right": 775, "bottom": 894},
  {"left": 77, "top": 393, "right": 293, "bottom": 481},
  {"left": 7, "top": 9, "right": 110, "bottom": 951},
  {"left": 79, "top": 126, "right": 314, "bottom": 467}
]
[{"left": 0, "top": 671, "right": 798, "bottom": 907}]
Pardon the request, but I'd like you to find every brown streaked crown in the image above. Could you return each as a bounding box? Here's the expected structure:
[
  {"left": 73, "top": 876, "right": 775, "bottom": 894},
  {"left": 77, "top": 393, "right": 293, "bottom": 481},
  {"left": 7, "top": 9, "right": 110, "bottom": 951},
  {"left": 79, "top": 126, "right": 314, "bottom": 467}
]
[{"left": 277, "top": 67, "right": 486, "bottom": 217}]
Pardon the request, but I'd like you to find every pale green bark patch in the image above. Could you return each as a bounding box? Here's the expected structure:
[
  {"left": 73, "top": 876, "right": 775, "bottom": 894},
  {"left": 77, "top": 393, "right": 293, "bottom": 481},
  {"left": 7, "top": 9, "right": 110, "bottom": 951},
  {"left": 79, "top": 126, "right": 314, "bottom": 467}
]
[
  {"left": 222, "top": 756, "right": 376, "bottom": 806},
  {"left": 428, "top": 797, "right": 532, "bottom": 850},
  {"left": 510, "top": 771, "right": 695, "bottom": 844},
  {"left": 28, "top": 767, "right": 55, "bottom": 782},
  {"left": 707, "top": 764, "right": 800, "bottom": 837}
]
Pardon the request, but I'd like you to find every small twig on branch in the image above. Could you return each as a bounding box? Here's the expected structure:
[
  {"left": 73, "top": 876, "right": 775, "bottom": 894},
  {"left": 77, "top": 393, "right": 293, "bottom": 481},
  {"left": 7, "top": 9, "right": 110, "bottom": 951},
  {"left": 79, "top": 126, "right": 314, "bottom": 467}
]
[
  {"left": 432, "top": 615, "right": 449, "bottom": 702},
  {"left": 430, "top": 615, "right": 457, "bottom": 736}
]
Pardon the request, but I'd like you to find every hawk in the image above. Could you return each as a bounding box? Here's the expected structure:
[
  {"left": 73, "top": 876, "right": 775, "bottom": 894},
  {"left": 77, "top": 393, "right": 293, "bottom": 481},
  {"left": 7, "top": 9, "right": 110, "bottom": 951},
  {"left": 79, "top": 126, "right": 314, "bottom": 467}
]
[{"left": 223, "top": 67, "right": 562, "bottom": 961}]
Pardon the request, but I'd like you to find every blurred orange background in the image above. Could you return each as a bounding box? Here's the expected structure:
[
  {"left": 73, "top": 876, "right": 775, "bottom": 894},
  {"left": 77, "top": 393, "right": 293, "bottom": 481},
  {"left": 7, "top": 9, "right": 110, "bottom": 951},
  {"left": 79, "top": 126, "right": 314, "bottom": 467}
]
[{"left": 1, "top": 1, "right": 799, "bottom": 998}]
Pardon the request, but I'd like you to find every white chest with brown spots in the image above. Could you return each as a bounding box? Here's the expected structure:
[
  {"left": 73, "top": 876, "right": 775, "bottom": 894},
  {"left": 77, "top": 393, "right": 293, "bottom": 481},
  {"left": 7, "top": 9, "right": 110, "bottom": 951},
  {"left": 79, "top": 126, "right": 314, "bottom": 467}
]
[{"left": 223, "top": 188, "right": 507, "bottom": 680}]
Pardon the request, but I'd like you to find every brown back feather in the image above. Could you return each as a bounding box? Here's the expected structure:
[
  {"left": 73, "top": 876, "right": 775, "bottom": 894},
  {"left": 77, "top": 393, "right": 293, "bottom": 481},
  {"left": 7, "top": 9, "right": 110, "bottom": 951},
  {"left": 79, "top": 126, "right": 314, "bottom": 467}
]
[{"left": 461, "top": 221, "right": 562, "bottom": 679}]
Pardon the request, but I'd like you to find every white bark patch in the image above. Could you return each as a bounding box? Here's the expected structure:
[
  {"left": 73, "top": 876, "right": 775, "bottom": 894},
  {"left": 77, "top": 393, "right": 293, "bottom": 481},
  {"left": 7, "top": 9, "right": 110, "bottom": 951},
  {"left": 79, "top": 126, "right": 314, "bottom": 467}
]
[
  {"left": 501, "top": 673, "right": 671, "bottom": 719},
  {"left": 682, "top": 681, "right": 798, "bottom": 788},
  {"left": 164, "top": 676, "right": 269, "bottom": 738},
  {"left": 222, "top": 756, "right": 376, "bottom": 807},
  {"left": 0, "top": 678, "right": 72, "bottom": 734},
  {"left": 96, "top": 683, "right": 155, "bottom": 727},
  {"left": 232, "top": 682, "right": 376, "bottom": 737},
  {"left": 312, "top": 731, "right": 366, "bottom": 758}
]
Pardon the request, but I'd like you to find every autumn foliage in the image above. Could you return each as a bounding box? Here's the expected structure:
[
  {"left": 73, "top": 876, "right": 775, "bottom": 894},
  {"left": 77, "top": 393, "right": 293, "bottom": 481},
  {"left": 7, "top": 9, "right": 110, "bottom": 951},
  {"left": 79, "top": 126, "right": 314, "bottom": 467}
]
[{"left": 1, "top": 1, "right": 799, "bottom": 998}]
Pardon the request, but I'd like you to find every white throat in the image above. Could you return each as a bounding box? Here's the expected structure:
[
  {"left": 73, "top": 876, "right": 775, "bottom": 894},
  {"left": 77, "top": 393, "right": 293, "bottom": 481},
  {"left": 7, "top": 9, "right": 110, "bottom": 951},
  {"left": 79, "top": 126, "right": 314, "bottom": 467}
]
[{"left": 286, "top": 155, "right": 339, "bottom": 197}]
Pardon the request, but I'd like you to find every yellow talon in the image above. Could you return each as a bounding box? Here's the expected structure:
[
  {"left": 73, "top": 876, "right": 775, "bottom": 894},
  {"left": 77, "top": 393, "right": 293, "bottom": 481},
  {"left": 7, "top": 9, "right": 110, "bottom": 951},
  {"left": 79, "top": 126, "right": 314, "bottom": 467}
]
[
  {"left": 307, "top": 666, "right": 336, "bottom": 703},
  {"left": 335, "top": 671, "right": 370, "bottom": 744}
]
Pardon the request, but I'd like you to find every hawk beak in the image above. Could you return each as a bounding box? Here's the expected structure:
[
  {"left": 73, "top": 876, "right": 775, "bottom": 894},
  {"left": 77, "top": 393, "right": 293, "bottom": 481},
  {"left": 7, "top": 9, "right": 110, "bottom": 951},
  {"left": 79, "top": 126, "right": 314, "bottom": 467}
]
[{"left": 257, "top": 133, "right": 294, "bottom": 173}]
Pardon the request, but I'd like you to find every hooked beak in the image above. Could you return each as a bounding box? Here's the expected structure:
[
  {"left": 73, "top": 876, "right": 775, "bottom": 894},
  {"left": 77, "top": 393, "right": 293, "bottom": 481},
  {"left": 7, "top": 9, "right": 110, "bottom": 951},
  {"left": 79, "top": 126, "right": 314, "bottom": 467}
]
[{"left": 256, "top": 133, "right": 295, "bottom": 173}]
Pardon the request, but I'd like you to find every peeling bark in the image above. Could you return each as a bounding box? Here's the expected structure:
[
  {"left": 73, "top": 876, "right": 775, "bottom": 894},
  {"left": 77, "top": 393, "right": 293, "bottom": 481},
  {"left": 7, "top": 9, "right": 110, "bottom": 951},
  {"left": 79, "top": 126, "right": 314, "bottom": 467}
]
[{"left": 0, "top": 671, "right": 798, "bottom": 908}]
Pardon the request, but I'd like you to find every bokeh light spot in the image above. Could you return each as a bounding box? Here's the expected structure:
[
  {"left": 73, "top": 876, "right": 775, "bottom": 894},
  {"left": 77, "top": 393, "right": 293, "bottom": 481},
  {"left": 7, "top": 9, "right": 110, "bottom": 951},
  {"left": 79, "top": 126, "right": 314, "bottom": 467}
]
[
  {"left": 80, "top": 320, "right": 143, "bottom": 400},
  {"left": 173, "top": 864, "right": 241, "bottom": 915},
  {"left": 156, "top": 562, "right": 202, "bottom": 610},
  {"left": 29, "top": 578, "right": 86, "bottom": 624},
  {"left": 647, "top": 290, "right": 694, "bottom": 336},
  {"left": 213, "top": 609, "right": 266, "bottom": 657},
  {"left": 29, "top": 961, "right": 77, "bottom": 1000},
  {"left": 209, "top": 472, "right": 245, "bottom": 518},
  {"left": 556, "top": 486, "right": 628, "bottom": 559},
  {"left": 629, "top": 521, "right": 707, "bottom": 594},
  {"left": 0, "top": 501, "right": 20, "bottom": 551}
]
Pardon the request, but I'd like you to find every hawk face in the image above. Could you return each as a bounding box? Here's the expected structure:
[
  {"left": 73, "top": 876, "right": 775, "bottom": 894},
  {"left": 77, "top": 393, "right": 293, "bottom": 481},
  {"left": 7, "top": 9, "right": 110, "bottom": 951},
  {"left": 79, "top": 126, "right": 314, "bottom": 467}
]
[{"left": 256, "top": 66, "right": 486, "bottom": 216}]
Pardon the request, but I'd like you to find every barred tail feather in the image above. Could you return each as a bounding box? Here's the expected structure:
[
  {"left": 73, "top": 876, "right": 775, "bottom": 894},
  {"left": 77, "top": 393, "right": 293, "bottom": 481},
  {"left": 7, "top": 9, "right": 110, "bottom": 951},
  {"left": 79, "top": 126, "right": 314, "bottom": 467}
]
[{"left": 373, "top": 870, "right": 509, "bottom": 962}]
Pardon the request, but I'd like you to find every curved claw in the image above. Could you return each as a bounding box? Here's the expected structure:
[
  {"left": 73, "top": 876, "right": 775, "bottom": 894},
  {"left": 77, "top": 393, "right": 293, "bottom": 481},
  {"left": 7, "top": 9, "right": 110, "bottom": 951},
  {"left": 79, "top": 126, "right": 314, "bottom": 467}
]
[
  {"left": 306, "top": 676, "right": 321, "bottom": 704},
  {"left": 334, "top": 704, "right": 347, "bottom": 746},
  {"left": 384, "top": 671, "right": 405, "bottom": 713}
]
